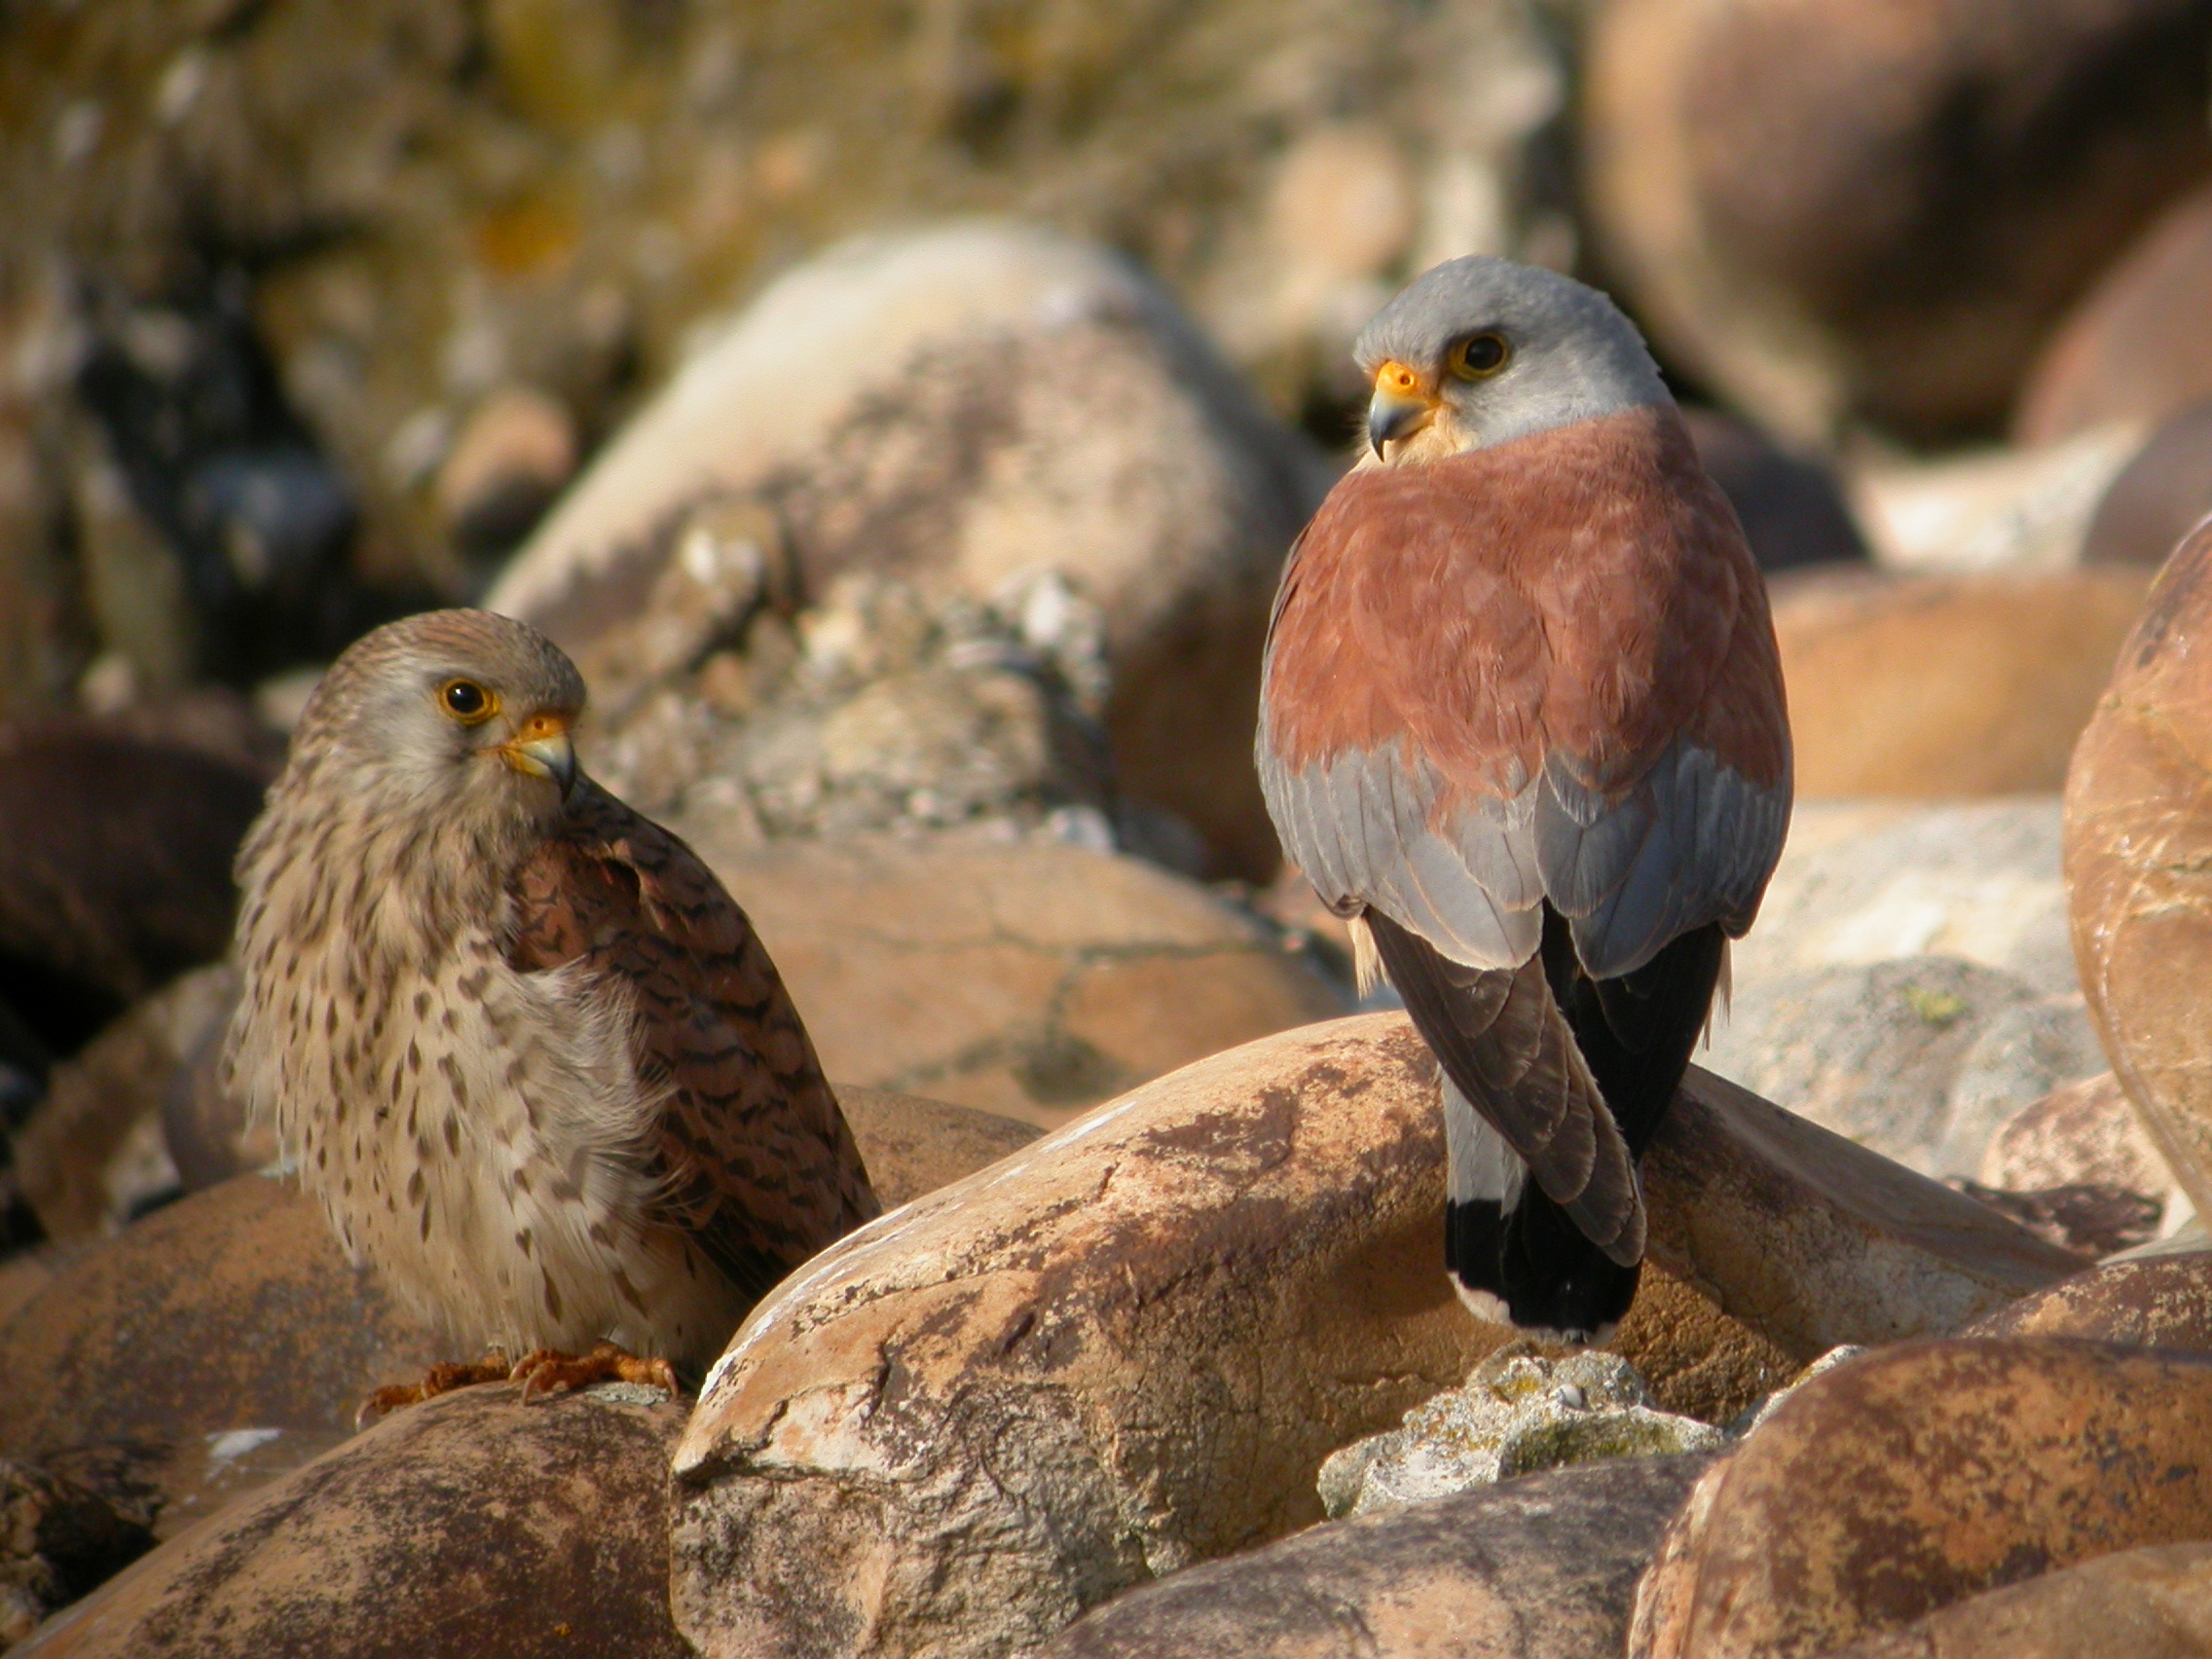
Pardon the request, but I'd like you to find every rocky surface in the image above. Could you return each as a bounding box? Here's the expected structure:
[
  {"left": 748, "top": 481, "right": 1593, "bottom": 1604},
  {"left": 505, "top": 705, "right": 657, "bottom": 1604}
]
[
  {"left": 1316, "top": 1347, "right": 1726, "bottom": 1519},
  {"left": 1044, "top": 1456, "right": 1721, "bottom": 1659},
  {"left": 1629, "top": 1338, "right": 2212, "bottom": 1659},
  {"left": 1643, "top": 1067, "right": 2081, "bottom": 1361},
  {"left": 491, "top": 223, "right": 1326, "bottom": 876},
  {"left": 2066, "top": 518, "right": 2212, "bottom": 1230},
  {"left": 1962, "top": 1252, "right": 2212, "bottom": 1349},
  {"left": 1604, "top": 1267, "right": 1795, "bottom": 1428},
  {"left": 668, "top": 825, "right": 1347, "bottom": 1128},
  {"left": 1768, "top": 567, "right": 2153, "bottom": 798},
  {"left": 2082, "top": 398, "right": 2212, "bottom": 567},
  {"left": 1679, "top": 409, "right": 1868, "bottom": 573},
  {"left": 0, "top": 1463, "right": 154, "bottom": 1648},
  {"left": 666, "top": 1015, "right": 2075, "bottom": 1659},
  {"left": 2018, "top": 180, "right": 2212, "bottom": 445},
  {"left": 1816, "top": 1541, "right": 2212, "bottom": 1659},
  {"left": 15, "top": 1385, "right": 691, "bottom": 1659},
  {"left": 1847, "top": 425, "right": 2145, "bottom": 574},
  {"left": 1583, "top": 0, "right": 2212, "bottom": 443},
  {"left": 1980, "top": 1071, "right": 2176, "bottom": 1196}
]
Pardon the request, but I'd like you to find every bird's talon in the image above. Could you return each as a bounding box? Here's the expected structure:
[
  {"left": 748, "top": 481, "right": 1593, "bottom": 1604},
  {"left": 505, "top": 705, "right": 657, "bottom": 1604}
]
[{"left": 506, "top": 1341, "right": 678, "bottom": 1402}]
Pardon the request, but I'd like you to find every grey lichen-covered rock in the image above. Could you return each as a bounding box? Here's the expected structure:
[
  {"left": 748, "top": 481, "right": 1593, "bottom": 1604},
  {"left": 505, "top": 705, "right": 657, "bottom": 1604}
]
[{"left": 1317, "top": 1347, "right": 1728, "bottom": 1519}]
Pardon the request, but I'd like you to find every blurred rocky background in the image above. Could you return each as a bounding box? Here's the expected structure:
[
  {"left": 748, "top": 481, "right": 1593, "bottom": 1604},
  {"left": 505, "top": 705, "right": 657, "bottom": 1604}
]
[{"left": 10, "top": 0, "right": 2212, "bottom": 1654}]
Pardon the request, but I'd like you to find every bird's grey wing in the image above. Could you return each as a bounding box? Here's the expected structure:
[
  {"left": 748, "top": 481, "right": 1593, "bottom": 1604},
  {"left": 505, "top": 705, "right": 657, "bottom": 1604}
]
[{"left": 506, "top": 782, "right": 879, "bottom": 1302}]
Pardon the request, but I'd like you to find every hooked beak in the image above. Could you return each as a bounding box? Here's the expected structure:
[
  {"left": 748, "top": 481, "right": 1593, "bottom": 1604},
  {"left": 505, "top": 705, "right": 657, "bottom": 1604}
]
[
  {"left": 1367, "top": 359, "right": 1440, "bottom": 459},
  {"left": 500, "top": 713, "right": 576, "bottom": 794}
]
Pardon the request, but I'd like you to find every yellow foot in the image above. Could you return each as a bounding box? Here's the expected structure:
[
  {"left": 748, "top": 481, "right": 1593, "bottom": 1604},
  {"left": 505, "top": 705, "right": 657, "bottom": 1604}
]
[
  {"left": 509, "top": 1341, "right": 680, "bottom": 1403},
  {"left": 356, "top": 1349, "right": 514, "bottom": 1428}
]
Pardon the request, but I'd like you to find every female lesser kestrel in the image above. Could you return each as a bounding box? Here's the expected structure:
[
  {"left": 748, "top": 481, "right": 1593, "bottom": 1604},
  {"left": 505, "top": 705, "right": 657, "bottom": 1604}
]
[{"left": 228, "top": 608, "right": 878, "bottom": 1407}]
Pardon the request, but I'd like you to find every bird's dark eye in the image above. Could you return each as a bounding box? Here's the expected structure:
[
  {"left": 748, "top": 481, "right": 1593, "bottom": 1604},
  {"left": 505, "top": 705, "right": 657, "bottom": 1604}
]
[
  {"left": 438, "top": 679, "right": 497, "bottom": 723},
  {"left": 1448, "top": 333, "right": 1509, "bottom": 380}
]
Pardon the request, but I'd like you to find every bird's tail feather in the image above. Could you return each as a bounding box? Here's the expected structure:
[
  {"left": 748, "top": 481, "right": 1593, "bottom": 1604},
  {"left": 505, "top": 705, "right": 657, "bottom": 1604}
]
[{"left": 1443, "top": 1076, "right": 1641, "bottom": 1345}]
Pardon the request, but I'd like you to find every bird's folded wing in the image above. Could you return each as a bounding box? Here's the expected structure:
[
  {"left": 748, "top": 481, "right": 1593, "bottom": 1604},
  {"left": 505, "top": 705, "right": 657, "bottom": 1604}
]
[
  {"left": 1365, "top": 908, "right": 1642, "bottom": 1264},
  {"left": 507, "top": 783, "right": 879, "bottom": 1300}
]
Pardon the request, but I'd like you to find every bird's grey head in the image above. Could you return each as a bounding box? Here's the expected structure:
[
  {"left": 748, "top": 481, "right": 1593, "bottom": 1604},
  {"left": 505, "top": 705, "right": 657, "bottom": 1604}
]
[
  {"left": 1354, "top": 256, "right": 1670, "bottom": 464},
  {"left": 286, "top": 608, "right": 585, "bottom": 830}
]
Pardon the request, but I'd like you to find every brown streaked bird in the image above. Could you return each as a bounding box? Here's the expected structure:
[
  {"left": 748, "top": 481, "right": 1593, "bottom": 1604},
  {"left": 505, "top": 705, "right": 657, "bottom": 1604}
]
[
  {"left": 1257, "top": 256, "right": 1791, "bottom": 1343},
  {"left": 227, "top": 609, "right": 878, "bottom": 1409}
]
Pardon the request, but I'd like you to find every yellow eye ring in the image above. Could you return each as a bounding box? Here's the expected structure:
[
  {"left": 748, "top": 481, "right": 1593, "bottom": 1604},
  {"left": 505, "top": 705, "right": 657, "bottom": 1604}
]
[
  {"left": 437, "top": 678, "right": 499, "bottom": 724},
  {"left": 1447, "top": 333, "right": 1509, "bottom": 381}
]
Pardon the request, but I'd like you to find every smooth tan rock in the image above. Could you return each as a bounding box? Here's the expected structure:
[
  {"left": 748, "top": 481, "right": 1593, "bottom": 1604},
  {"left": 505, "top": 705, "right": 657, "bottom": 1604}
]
[
  {"left": 1980, "top": 1071, "right": 2174, "bottom": 1196},
  {"left": 1962, "top": 1253, "right": 2212, "bottom": 1349},
  {"left": 1584, "top": 0, "right": 2212, "bottom": 444},
  {"left": 669, "top": 1015, "right": 1512, "bottom": 1659},
  {"left": 1771, "top": 567, "right": 2152, "bottom": 797},
  {"left": 17, "top": 1385, "right": 690, "bottom": 1659},
  {"left": 492, "top": 224, "right": 1327, "bottom": 877},
  {"left": 674, "top": 828, "right": 1347, "bottom": 1127},
  {"left": 2018, "top": 181, "right": 2212, "bottom": 445},
  {"left": 835, "top": 1085, "right": 1041, "bottom": 1207},
  {"left": 667, "top": 1017, "right": 2075, "bottom": 1659},
  {"left": 1818, "top": 1541, "right": 2212, "bottom": 1659},
  {"left": 2067, "top": 520, "right": 2212, "bottom": 1223},
  {"left": 1848, "top": 426, "right": 2144, "bottom": 576},
  {"left": 1629, "top": 1338, "right": 2212, "bottom": 1659},
  {"left": 1043, "top": 1455, "right": 1721, "bottom": 1659},
  {"left": 1646, "top": 1069, "right": 2081, "bottom": 1362}
]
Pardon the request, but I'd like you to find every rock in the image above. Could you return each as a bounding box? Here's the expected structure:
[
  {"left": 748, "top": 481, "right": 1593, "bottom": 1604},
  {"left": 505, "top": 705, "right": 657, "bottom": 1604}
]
[
  {"left": 834, "top": 1085, "right": 1041, "bottom": 1209},
  {"left": 13, "top": 962, "right": 237, "bottom": 1239},
  {"left": 0, "top": 715, "right": 266, "bottom": 1059},
  {"left": 1628, "top": 1338, "right": 2212, "bottom": 1659},
  {"left": 1605, "top": 1265, "right": 1794, "bottom": 1427},
  {"left": 1316, "top": 1346, "right": 1726, "bottom": 1519},
  {"left": 0, "top": 1461, "right": 155, "bottom": 1647},
  {"left": 432, "top": 385, "right": 577, "bottom": 566},
  {"left": 2083, "top": 398, "right": 2212, "bottom": 566},
  {"left": 2067, "top": 518, "right": 2212, "bottom": 1228},
  {"left": 2018, "top": 180, "right": 2212, "bottom": 445},
  {"left": 665, "top": 826, "right": 1347, "bottom": 1128},
  {"left": 1769, "top": 568, "right": 2153, "bottom": 798},
  {"left": 666, "top": 1015, "right": 2073, "bottom": 1659},
  {"left": 1702, "top": 956, "right": 2105, "bottom": 1181},
  {"left": 1679, "top": 409, "right": 1867, "bottom": 573},
  {"left": 1943, "top": 1178, "right": 2164, "bottom": 1259},
  {"left": 668, "top": 1015, "right": 1514, "bottom": 1659},
  {"left": 1847, "top": 426, "right": 2146, "bottom": 574},
  {"left": 15, "top": 1385, "right": 690, "bottom": 1659},
  {"left": 1044, "top": 1455, "right": 1721, "bottom": 1659},
  {"left": 1815, "top": 1541, "right": 2212, "bottom": 1659},
  {"left": 1735, "top": 798, "right": 2078, "bottom": 997},
  {"left": 1981, "top": 1071, "right": 2176, "bottom": 1195},
  {"left": 1583, "top": 0, "right": 2212, "bottom": 443},
  {"left": 0, "top": 1174, "right": 444, "bottom": 1540},
  {"left": 1644, "top": 1067, "right": 2082, "bottom": 1361},
  {"left": 491, "top": 223, "right": 1328, "bottom": 877},
  {"left": 1962, "top": 1253, "right": 2212, "bottom": 1349}
]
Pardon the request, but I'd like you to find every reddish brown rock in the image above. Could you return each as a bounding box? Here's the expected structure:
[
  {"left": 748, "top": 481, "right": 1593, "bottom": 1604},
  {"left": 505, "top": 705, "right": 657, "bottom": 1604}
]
[
  {"left": 1042, "top": 1455, "right": 1721, "bottom": 1659},
  {"left": 1980, "top": 1071, "right": 2174, "bottom": 1196},
  {"left": 1817, "top": 1541, "right": 2212, "bottom": 1659},
  {"left": 15, "top": 1386, "right": 690, "bottom": 1659},
  {"left": 1585, "top": 0, "right": 2212, "bottom": 444},
  {"left": 667, "top": 1016, "right": 2075, "bottom": 1659},
  {"left": 2066, "top": 519, "right": 2212, "bottom": 1224},
  {"left": 1629, "top": 1338, "right": 2212, "bottom": 1659},
  {"left": 2083, "top": 398, "right": 2212, "bottom": 567},
  {"left": 2018, "top": 181, "right": 2212, "bottom": 445},
  {"left": 1771, "top": 568, "right": 2152, "bottom": 798},
  {"left": 1962, "top": 1252, "right": 2212, "bottom": 1349}
]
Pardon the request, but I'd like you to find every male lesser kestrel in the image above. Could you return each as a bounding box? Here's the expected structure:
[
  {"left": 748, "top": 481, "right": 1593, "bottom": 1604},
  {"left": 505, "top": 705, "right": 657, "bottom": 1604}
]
[
  {"left": 228, "top": 608, "right": 878, "bottom": 1408},
  {"left": 1257, "top": 257, "right": 1792, "bottom": 1342}
]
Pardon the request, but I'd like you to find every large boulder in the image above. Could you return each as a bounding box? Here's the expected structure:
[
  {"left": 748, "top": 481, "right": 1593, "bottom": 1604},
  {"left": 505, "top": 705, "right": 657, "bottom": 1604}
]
[
  {"left": 1629, "top": 1339, "right": 2212, "bottom": 1659},
  {"left": 2066, "top": 519, "right": 2212, "bottom": 1229},
  {"left": 1583, "top": 0, "right": 2212, "bottom": 444},
  {"left": 2017, "top": 180, "right": 2212, "bottom": 444},
  {"left": 1043, "top": 1455, "right": 1721, "bottom": 1659},
  {"left": 1769, "top": 568, "right": 2152, "bottom": 798},
  {"left": 16, "top": 1385, "right": 691, "bottom": 1659},
  {"left": 489, "top": 223, "right": 1325, "bottom": 876},
  {"left": 2082, "top": 399, "right": 2212, "bottom": 567},
  {"left": 667, "top": 1015, "right": 2075, "bottom": 1659},
  {"left": 1962, "top": 1252, "right": 2212, "bottom": 1349}
]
